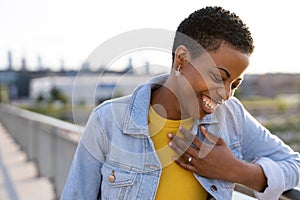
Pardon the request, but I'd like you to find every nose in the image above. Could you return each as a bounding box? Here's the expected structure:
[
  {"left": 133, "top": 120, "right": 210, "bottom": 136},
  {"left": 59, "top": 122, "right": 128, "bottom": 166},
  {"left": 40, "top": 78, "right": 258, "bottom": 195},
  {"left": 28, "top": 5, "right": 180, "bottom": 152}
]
[{"left": 216, "top": 85, "right": 232, "bottom": 101}]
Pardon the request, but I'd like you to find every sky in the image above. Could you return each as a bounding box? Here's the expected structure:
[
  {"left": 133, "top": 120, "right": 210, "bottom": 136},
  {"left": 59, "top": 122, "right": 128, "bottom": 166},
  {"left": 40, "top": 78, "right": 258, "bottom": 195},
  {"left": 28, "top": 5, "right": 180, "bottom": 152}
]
[{"left": 1, "top": 0, "right": 300, "bottom": 74}]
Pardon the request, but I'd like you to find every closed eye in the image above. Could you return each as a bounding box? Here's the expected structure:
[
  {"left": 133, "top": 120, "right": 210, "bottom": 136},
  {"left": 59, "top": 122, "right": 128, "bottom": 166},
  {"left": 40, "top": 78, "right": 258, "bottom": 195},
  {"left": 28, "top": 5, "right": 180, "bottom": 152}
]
[{"left": 210, "top": 73, "right": 223, "bottom": 83}]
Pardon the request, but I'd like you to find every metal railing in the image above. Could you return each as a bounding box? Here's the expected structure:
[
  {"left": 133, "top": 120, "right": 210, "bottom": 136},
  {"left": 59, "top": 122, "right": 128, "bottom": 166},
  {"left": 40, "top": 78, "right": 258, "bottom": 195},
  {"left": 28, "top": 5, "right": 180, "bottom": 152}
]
[
  {"left": 234, "top": 184, "right": 300, "bottom": 200},
  {"left": 0, "top": 104, "right": 84, "bottom": 198},
  {"left": 0, "top": 104, "right": 299, "bottom": 200}
]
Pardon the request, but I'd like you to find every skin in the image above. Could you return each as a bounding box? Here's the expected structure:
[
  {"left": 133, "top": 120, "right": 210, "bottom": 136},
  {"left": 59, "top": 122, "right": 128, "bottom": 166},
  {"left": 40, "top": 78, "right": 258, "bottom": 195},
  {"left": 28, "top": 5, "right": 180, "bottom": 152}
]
[{"left": 150, "top": 43, "right": 267, "bottom": 192}]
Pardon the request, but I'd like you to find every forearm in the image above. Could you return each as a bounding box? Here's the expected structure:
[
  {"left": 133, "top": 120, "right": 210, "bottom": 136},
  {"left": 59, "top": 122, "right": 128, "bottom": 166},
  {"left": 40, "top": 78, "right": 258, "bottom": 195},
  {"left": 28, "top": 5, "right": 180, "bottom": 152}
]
[{"left": 231, "top": 160, "right": 267, "bottom": 192}]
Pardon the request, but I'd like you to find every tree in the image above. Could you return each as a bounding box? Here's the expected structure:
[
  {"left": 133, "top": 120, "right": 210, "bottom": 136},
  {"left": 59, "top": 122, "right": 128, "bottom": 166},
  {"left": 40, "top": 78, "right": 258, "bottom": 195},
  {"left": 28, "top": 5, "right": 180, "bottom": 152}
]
[
  {"left": 49, "top": 87, "right": 68, "bottom": 106},
  {"left": 36, "top": 94, "right": 45, "bottom": 105}
]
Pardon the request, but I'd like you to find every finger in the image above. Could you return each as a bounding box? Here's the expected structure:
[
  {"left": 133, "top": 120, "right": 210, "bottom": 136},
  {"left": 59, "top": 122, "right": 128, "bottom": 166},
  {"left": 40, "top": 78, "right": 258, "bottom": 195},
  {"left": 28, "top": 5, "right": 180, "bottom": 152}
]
[
  {"left": 173, "top": 156, "right": 197, "bottom": 172},
  {"left": 184, "top": 153, "right": 194, "bottom": 164},
  {"left": 169, "top": 135, "right": 190, "bottom": 155},
  {"left": 168, "top": 139, "right": 187, "bottom": 157},
  {"left": 178, "top": 126, "right": 202, "bottom": 148},
  {"left": 198, "top": 142, "right": 214, "bottom": 158},
  {"left": 200, "top": 126, "right": 221, "bottom": 145},
  {"left": 170, "top": 135, "right": 203, "bottom": 161}
]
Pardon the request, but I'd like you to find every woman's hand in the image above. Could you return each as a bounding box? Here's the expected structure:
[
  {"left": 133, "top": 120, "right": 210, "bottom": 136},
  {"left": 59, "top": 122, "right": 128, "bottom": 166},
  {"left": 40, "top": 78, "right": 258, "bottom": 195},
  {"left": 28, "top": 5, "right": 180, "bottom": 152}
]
[
  {"left": 168, "top": 126, "right": 267, "bottom": 191},
  {"left": 168, "top": 125, "right": 240, "bottom": 181}
]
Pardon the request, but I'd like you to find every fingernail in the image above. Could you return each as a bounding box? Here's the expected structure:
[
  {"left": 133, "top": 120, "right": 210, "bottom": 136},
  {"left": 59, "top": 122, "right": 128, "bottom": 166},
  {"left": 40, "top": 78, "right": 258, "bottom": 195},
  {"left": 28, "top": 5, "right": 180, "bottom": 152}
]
[
  {"left": 168, "top": 141, "right": 172, "bottom": 146},
  {"left": 168, "top": 133, "right": 173, "bottom": 138}
]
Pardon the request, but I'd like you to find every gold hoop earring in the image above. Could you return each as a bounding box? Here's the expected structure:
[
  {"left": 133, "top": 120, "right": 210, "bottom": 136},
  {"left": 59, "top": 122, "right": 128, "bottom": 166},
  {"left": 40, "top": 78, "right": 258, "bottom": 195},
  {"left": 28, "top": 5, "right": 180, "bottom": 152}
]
[{"left": 175, "top": 65, "right": 181, "bottom": 77}]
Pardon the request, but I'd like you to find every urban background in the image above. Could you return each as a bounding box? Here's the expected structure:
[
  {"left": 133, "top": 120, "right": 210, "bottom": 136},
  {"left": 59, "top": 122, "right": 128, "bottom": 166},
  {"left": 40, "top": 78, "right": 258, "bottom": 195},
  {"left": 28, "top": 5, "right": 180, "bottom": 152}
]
[
  {"left": 1, "top": 50, "right": 300, "bottom": 150},
  {"left": 2, "top": 0, "right": 300, "bottom": 199},
  {"left": 0, "top": 50, "right": 300, "bottom": 199}
]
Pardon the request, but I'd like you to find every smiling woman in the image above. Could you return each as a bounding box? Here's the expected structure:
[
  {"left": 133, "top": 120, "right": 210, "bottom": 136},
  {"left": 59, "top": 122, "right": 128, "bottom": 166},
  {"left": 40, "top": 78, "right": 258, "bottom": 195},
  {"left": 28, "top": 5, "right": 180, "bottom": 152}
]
[{"left": 61, "top": 6, "right": 300, "bottom": 200}]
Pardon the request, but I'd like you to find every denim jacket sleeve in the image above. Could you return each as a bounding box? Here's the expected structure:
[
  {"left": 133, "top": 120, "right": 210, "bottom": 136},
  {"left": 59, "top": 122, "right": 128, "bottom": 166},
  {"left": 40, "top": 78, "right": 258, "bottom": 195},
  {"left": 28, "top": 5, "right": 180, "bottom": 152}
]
[
  {"left": 61, "top": 109, "right": 106, "bottom": 199},
  {"left": 232, "top": 98, "right": 300, "bottom": 200}
]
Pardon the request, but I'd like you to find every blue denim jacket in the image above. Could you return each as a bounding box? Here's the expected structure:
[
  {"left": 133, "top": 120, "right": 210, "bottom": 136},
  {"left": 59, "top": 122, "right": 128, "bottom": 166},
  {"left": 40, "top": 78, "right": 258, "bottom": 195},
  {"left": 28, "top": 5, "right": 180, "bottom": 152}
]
[{"left": 62, "top": 74, "right": 300, "bottom": 200}]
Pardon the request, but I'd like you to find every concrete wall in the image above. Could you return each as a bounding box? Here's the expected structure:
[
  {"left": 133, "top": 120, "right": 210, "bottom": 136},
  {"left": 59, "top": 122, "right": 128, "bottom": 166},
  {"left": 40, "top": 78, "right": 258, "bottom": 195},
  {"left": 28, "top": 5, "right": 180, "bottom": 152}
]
[{"left": 0, "top": 104, "right": 82, "bottom": 198}]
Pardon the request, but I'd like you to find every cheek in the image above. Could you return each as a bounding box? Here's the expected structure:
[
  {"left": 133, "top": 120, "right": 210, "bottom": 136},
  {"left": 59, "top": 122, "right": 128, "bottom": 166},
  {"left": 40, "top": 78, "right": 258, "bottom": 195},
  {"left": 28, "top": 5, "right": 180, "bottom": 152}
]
[
  {"left": 191, "top": 71, "right": 211, "bottom": 90},
  {"left": 183, "top": 65, "right": 211, "bottom": 89}
]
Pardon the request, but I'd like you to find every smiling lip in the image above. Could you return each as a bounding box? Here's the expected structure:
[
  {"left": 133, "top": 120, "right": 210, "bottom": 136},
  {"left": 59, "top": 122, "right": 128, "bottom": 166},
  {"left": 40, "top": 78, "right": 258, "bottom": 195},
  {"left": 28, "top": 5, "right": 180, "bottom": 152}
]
[{"left": 201, "top": 95, "right": 220, "bottom": 113}]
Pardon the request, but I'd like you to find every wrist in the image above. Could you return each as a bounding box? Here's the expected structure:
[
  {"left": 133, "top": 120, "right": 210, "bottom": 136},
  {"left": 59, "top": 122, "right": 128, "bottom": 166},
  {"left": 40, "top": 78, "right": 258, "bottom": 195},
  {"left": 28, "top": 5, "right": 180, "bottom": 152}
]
[
  {"left": 229, "top": 159, "right": 246, "bottom": 183},
  {"left": 233, "top": 160, "right": 267, "bottom": 192}
]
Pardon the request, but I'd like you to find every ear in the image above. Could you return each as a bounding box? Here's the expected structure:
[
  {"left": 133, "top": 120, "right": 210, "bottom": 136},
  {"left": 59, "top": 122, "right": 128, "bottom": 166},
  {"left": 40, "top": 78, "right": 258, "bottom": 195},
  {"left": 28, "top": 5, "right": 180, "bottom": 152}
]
[{"left": 174, "top": 45, "right": 191, "bottom": 66}]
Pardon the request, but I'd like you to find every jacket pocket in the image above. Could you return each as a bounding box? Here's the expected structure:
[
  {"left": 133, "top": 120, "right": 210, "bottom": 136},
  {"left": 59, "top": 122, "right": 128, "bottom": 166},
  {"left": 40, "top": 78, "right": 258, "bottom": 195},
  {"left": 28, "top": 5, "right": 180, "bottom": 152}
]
[{"left": 101, "top": 164, "right": 137, "bottom": 200}]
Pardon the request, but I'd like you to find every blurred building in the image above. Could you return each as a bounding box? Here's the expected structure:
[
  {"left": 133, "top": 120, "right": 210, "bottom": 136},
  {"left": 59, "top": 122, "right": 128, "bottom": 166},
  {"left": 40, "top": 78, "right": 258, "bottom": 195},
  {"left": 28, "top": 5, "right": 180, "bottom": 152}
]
[
  {"left": 30, "top": 74, "right": 153, "bottom": 105},
  {"left": 239, "top": 73, "right": 300, "bottom": 98}
]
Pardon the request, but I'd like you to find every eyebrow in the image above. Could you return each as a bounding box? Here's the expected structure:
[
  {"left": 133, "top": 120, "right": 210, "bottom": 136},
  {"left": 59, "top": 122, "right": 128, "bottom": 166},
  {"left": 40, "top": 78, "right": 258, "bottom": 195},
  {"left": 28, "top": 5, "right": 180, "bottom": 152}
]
[{"left": 217, "top": 67, "right": 231, "bottom": 78}]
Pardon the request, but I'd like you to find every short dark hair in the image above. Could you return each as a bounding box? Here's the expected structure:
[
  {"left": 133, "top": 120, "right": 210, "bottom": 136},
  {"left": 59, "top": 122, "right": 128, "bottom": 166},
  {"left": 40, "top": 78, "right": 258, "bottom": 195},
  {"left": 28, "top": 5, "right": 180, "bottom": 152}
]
[{"left": 172, "top": 6, "right": 254, "bottom": 61}]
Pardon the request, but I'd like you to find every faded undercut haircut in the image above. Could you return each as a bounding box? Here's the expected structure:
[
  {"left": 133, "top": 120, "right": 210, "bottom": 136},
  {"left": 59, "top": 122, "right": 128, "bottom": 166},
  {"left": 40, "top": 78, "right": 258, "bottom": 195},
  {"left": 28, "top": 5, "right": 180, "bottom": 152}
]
[{"left": 172, "top": 6, "right": 254, "bottom": 62}]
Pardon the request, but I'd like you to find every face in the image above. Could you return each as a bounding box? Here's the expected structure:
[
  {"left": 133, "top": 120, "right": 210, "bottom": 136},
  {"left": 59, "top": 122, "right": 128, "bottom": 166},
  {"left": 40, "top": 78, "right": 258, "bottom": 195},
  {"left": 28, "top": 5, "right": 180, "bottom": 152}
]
[{"left": 176, "top": 44, "right": 250, "bottom": 119}]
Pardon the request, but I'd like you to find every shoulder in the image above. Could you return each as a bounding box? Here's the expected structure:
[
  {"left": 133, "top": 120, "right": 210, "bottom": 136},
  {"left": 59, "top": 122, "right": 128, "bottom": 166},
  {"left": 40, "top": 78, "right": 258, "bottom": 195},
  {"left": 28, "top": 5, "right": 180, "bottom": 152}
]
[
  {"left": 214, "top": 97, "right": 248, "bottom": 125},
  {"left": 93, "top": 95, "right": 132, "bottom": 119},
  {"left": 96, "top": 95, "right": 132, "bottom": 108},
  {"left": 225, "top": 96, "right": 243, "bottom": 106},
  {"left": 223, "top": 97, "right": 246, "bottom": 113}
]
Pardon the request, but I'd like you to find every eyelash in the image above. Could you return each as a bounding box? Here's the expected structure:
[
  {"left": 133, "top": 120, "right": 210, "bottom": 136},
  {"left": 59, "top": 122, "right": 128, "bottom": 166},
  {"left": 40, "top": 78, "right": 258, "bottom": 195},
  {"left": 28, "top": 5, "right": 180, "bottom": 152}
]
[
  {"left": 211, "top": 73, "right": 224, "bottom": 83},
  {"left": 211, "top": 72, "right": 242, "bottom": 90}
]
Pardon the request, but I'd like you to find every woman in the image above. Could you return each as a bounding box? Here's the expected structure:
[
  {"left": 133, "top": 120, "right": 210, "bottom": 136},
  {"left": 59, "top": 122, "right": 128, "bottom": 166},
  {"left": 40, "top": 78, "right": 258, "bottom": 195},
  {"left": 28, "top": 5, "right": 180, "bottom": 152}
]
[{"left": 62, "top": 6, "right": 300, "bottom": 200}]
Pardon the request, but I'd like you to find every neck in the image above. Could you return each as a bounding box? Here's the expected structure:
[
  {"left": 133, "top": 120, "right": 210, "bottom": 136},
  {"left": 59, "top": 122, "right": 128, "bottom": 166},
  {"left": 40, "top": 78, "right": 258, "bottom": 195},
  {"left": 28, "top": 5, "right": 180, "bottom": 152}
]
[{"left": 150, "top": 77, "right": 188, "bottom": 120}]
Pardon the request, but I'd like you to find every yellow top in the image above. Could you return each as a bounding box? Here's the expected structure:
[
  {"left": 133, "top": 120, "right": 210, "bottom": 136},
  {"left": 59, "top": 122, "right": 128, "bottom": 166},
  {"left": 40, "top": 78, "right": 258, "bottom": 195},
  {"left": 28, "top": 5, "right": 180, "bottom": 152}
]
[{"left": 148, "top": 106, "right": 207, "bottom": 200}]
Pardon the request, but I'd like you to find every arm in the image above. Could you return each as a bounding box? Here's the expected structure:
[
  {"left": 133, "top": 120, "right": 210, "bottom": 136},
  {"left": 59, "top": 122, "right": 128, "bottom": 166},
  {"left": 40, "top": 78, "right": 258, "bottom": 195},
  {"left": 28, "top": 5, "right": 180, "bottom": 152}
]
[
  {"left": 61, "top": 109, "right": 106, "bottom": 199},
  {"left": 168, "top": 98, "right": 300, "bottom": 199},
  {"left": 196, "top": 126, "right": 268, "bottom": 192},
  {"left": 239, "top": 103, "right": 300, "bottom": 199}
]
